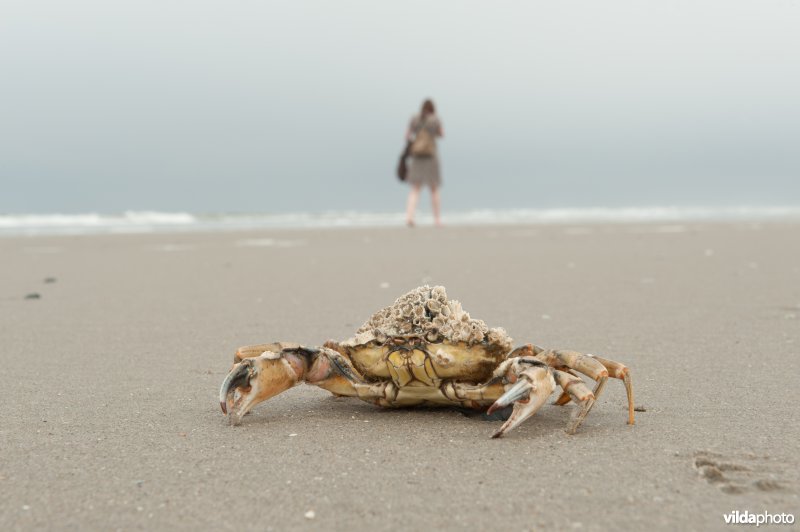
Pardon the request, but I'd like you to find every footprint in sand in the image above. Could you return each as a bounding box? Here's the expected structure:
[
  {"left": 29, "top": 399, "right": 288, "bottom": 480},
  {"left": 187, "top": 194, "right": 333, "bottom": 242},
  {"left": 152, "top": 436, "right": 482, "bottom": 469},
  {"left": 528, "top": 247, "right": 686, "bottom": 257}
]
[{"left": 693, "top": 451, "right": 786, "bottom": 495}]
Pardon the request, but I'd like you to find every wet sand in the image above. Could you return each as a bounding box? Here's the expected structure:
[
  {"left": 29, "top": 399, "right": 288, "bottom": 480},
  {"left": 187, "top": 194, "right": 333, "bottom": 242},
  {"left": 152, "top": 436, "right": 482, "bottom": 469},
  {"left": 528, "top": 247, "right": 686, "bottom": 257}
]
[{"left": 1, "top": 222, "right": 798, "bottom": 531}]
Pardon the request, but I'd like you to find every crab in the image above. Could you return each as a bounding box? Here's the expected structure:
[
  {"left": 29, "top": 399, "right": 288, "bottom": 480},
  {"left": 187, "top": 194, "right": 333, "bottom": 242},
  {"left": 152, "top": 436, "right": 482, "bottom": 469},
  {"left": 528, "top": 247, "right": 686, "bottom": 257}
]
[{"left": 219, "top": 286, "right": 635, "bottom": 438}]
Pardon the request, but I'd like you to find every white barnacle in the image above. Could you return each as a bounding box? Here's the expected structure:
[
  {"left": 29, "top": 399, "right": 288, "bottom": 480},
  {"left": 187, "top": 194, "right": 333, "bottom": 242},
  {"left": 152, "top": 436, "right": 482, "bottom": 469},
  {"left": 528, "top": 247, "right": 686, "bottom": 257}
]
[
  {"left": 349, "top": 285, "right": 495, "bottom": 346},
  {"left": 426, "top": 299, "right": 441, "bottom": 313},
  {"left": 352, "top": 331, "right": 375, "bottom": 345},
  {"left": 487, "top": 327, "right": 512, "bottom": 351},
  {"left": 434, "top": 348, "right": 454, "bottom": 365}
]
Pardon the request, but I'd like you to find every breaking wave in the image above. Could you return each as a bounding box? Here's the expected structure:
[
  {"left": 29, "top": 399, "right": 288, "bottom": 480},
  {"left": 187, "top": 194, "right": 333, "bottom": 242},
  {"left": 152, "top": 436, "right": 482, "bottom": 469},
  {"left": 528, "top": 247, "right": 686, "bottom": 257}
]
[{"left": 1, "top": 206, "right": 799, "bottom": 236}]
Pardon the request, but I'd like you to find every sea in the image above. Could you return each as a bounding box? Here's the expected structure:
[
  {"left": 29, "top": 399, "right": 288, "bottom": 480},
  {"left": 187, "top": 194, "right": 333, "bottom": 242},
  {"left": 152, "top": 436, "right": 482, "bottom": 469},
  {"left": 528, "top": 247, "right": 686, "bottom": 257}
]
[{"left": 2, "top": 206, "right": 800, "bottom": 237}]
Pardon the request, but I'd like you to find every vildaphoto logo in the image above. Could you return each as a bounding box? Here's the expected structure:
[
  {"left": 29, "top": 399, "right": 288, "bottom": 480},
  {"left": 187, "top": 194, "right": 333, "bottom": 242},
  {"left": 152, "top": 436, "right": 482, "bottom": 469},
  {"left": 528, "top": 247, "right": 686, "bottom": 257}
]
[{"left": 723, "top": 510, "right": 795, "bottom": 526}]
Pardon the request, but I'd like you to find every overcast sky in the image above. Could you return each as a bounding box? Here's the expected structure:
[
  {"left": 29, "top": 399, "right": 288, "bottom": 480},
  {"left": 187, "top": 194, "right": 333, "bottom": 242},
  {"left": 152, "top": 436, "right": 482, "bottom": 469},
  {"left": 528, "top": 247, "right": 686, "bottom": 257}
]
[{"left": 2, "top": 0, "right": 799, "bottom": 214}]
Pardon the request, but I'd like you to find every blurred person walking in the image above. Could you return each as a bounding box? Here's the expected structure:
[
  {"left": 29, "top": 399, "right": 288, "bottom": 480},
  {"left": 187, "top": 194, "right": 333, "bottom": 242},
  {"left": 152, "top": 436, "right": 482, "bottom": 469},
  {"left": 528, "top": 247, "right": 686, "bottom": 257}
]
[{"left": 404, "top": 99, "right": 444, "bottom": 227}]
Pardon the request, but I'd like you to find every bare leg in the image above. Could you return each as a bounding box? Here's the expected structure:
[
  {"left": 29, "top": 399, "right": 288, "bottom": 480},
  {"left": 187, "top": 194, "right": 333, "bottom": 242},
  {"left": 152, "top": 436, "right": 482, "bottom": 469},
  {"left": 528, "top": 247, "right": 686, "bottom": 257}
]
[
  {"left": 430, "top": 185, "right": 441, "bottom": 226},
  {"left": 405, "top": 183, "right": 421, "bottom": 226}
]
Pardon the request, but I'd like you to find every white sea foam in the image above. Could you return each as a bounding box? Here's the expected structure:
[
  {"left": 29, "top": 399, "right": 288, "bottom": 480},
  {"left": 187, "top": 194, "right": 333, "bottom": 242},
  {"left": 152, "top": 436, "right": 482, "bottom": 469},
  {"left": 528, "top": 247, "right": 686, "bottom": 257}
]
[
  {"left": 235, "top": 238, "right": 306, "bottom": 248},
  {"left": 1, "top": 206, "right": 799, "bottom": 236},
  {"left": 0, "top": 211, "right": 196, "bottom": 236}
]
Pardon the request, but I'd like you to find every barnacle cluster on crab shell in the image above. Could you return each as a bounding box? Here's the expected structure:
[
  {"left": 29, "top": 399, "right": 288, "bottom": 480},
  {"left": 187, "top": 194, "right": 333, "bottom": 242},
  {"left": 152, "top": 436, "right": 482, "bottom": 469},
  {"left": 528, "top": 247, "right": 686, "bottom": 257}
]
[{"left": 344, "top": 285, "right": 512, "bottom": 350}]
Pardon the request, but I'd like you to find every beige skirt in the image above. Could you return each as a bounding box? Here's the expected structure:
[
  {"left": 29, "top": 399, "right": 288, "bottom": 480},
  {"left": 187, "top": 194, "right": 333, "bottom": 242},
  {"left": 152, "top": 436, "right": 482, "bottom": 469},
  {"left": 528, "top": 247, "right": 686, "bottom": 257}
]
[{"left": 407, "top": 154, "right": 441, "bottom": 187}]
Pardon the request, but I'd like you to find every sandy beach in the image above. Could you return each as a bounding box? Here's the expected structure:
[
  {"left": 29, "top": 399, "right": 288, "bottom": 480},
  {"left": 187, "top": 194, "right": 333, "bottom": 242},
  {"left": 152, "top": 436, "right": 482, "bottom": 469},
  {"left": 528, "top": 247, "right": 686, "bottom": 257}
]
[{"left": 1, "top": 222, "right": 798, "bottom": 531}]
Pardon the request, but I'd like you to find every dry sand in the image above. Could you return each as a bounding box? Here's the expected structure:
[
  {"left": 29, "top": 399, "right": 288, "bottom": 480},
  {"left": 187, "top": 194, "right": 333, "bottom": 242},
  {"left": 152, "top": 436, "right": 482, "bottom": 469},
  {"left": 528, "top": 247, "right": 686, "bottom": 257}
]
[{"left": 1, "top": 222, "right": 798, "bottom": 531}]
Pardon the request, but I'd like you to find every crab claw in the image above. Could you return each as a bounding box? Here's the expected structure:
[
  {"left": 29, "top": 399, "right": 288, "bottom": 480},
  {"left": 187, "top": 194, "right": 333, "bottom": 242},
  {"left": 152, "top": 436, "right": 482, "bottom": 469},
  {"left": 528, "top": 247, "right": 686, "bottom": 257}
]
[
  {"left": 489, "top": 365, "right": 555, "bottom": 438},
  {"left": 219, "top": 362, "right": 249, "bottom": 414},
  {"left": 219, "top": 351, "right": 303, "bottom": 425}
]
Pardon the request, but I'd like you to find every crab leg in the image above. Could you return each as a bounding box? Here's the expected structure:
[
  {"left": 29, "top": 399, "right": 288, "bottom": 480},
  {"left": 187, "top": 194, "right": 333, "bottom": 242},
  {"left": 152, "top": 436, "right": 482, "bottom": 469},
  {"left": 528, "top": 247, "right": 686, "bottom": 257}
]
[
  {"left": 589, "top": 355, "right": 635, "bottom": 425},
  {"left": 534, "top": 347, "right": 635, "bottom": 426},
  {"left": 307, "top": 350, "right": 399, "bottom": 405},
  {"left": 535, "top": 349, "right": 608, "bottom": 394},
  {"left": 232, "top": 342, "right": 302, "bottom": 364},
  {"left": 220, "top": 344, "right": 399, "bottom": 424},
  {"left": 553, "top": 369, "right": 582, "bottom": 406},
  {"left": 442, "top": 380, "right": 506, "bottom": 408},
  {"left": 552, "top": 370, "right": 595, "bottom": 434}
]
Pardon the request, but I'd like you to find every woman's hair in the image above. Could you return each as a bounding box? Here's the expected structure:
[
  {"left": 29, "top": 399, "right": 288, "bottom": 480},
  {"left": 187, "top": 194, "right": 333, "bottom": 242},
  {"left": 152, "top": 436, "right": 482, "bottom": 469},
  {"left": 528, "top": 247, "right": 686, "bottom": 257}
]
[{"left": 420, "top": 99, "right": 435, "bottom": 117}]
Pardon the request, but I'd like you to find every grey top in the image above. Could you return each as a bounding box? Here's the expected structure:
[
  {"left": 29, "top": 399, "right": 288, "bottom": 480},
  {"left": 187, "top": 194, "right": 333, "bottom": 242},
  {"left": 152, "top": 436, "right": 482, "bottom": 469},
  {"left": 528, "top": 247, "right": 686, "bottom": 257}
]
[{"left": 409, "top": 113, "right": 442, "bottom": 140}]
